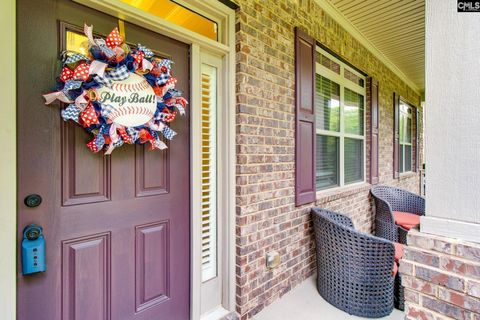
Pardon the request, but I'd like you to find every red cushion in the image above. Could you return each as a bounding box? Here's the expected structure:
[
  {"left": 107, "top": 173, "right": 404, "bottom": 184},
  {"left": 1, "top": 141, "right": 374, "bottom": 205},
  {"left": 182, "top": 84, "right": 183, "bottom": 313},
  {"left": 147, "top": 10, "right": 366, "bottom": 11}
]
[
  {"left": 392, "top": 262, "right": 398, "bottom": 277},
  {"left": 394, "top": 242, "right": 404, "bottom": 262},
  {"left": 393, "top": 211, "right": 420, "bottom": 230}
]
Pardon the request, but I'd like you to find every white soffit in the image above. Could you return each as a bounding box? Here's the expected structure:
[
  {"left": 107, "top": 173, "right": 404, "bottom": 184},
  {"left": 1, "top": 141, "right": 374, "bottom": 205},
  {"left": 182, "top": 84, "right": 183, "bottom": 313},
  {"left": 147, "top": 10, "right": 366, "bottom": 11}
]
[{"left": 317, "top": 0, "right": 424, "bottom": 94}]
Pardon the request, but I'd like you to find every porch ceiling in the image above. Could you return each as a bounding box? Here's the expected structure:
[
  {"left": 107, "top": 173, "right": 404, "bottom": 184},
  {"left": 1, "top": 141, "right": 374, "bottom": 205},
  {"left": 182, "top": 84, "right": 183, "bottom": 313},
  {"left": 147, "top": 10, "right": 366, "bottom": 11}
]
[{"left": 325, "top": 0, "right": 425, "bottom": 93}]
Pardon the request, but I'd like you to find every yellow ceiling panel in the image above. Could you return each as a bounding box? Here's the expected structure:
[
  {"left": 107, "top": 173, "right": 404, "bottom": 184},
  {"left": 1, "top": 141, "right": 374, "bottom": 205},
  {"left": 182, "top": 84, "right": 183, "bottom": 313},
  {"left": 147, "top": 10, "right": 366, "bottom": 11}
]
[
  {"left": 327, "top": 0, "right": 425, "bottom": 92},
  {"left": 120, "top": 0, "right": 217, "bottom": 41}
]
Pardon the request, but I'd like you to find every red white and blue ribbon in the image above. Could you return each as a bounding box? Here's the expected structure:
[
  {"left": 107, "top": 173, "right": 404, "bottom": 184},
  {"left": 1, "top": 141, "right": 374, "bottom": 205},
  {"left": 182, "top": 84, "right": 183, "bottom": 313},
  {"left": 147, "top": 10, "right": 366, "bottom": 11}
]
[{"left": 43, "top": 23, "right": 187, "bottom": 154}]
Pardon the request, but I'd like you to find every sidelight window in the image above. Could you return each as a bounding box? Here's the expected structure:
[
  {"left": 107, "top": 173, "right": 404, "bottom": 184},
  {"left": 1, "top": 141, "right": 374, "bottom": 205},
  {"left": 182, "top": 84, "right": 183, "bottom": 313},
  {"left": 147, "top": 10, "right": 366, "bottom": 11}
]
[{"left": 200, "top": 63, "right": 218, "bottom": 282}]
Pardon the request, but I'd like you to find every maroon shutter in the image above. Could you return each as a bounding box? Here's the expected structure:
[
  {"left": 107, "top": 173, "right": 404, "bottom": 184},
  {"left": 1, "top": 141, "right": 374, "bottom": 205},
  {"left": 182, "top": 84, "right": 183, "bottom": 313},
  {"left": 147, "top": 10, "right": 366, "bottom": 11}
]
[
  {"left": 369, "top": 78, "right": 379, "bottom": 184},
  {"left": 393, "top": 92, "right": 400, "bottom": 178},
  {"left": 414, "top": 107, "right": 419, "bottom": 172},
  {"left": 295, "top": 27, "right": 316, "bottom": 206}
]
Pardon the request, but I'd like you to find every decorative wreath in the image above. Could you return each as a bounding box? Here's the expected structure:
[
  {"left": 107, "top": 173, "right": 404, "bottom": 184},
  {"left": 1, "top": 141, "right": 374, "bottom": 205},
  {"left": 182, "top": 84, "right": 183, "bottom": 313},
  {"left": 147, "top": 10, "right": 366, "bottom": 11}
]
[{"left": 43, "top": 24, "right": 187, "bottom": 154}]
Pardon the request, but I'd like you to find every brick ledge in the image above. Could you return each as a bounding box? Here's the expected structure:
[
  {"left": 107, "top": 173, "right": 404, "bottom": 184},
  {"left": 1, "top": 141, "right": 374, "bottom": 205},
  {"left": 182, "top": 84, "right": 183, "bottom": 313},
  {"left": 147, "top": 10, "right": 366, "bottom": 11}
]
[
  {"left": 399, "top": 171, "right": 419, "bottom": 180},
  {"left": 316, "top": 182, "right": 372, "bottom": 204}
]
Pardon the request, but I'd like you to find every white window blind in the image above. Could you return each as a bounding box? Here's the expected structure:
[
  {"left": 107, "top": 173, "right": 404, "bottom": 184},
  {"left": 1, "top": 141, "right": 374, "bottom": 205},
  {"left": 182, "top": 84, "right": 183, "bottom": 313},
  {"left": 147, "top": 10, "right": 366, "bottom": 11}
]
[
  {"left": 201, "top": 64, "right": 218, "bottom": 283},
  {"left": 399, "top": 101, "right": 413, "bottom": 173},
  {"left": 315, "top": 49, "right": 366, "bottom": 191}
]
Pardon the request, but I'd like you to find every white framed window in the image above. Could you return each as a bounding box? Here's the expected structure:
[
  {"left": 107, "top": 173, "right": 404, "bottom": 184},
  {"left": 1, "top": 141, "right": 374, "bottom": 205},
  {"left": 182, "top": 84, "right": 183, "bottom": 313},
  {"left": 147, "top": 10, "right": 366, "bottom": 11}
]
[
  {"left": 399, "top": 100, "right": 413, "bottom": 173},
  {"left": 200, "top": 62, "right": 218, "bottom": 282},
  {"left": 198, "top": 51, "right": 228, "bottom": 317},
  {"left": 315, "top": 47, "right": 366, "bottom": 191}
]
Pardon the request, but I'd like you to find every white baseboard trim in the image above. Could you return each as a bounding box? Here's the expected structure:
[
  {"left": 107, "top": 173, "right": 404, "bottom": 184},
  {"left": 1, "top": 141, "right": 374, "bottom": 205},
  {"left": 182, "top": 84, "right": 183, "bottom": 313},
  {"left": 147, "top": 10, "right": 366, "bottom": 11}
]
[
  {"left": 201, "top": 306, "right": 232, "bottom": 320},
  {"left": 420, "top": 216, "right": 480, "bottom": 244}
]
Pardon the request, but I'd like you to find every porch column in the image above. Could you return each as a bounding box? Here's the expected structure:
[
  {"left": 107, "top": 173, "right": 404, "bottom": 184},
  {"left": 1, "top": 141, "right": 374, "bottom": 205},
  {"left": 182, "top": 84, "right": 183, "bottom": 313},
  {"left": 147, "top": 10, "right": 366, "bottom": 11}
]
[
  {"left": 400, "top": 2, "right": 480, "bottom": 319},
  {"left": 422, "top": 0, "right": 480, "bottom": 243}
]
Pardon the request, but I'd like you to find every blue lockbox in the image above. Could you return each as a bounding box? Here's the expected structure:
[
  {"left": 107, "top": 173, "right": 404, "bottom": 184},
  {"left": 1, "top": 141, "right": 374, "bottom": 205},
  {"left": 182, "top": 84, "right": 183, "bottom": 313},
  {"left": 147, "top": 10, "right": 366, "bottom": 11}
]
[{"left": 22, "top": 224, "right": 46, "bottom": 275}]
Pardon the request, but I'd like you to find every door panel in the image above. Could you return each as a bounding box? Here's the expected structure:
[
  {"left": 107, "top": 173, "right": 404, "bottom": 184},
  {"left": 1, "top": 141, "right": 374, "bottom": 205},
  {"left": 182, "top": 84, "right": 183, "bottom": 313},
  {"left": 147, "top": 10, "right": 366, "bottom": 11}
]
[
  {"left": 17, "top": 1, "right": 190, "bottom": 319},
  {"left": 135, "top": 144, "right": 169, "bottom": 197},
  {"left": 62, "top": 123, "right": 112, "bottom": 205},
  {"left": 135, "top": 221, "right": 169, "bottom": 312},
  {"left": 62, "top": 233, "right": 111, "bottom": 320}
]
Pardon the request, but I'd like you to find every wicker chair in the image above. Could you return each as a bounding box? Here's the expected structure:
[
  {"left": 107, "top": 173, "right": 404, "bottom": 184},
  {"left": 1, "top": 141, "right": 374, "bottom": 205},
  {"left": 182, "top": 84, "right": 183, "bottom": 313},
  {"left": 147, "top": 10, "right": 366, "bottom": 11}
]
[
  {"left": 312, "top": 208, "right": 396, "bottom": 318},
  {"left": 394, "top": 273, "right": 405, "bottom": 311},
  {"left": 371, "top": 185, "right": 425, "bottom": 244}
]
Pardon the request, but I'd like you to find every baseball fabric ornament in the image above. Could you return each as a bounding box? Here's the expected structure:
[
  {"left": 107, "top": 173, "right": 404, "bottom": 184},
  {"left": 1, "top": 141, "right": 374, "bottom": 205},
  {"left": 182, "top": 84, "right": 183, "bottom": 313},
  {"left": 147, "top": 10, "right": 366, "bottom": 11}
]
[
  {"left": 43, "top": 23, "right": 187, "bottom": 154},
  {"left": 96, "top": 73, "right": 156, "bottom": 127}
]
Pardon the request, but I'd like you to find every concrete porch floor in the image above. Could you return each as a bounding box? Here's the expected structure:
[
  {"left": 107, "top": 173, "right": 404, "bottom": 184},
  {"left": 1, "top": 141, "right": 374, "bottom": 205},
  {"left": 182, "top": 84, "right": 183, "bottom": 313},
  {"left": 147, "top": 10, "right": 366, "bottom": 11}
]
[{"left": 253, "top": 277, "right": 404, "bottom": 320}]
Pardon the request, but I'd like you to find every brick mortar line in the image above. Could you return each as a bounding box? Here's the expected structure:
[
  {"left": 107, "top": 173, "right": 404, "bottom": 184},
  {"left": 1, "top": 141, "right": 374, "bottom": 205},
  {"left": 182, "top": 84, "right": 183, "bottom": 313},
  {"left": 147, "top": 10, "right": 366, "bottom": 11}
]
[
  {"left": 408, "top": 230, "right": 480, "bottom": 251},
  {"left": 235, "top": 206, "right": 300, "bottom": 215},
  {"left": 236, "top": 110, "right": 294, "bottom": 121},
  {"left": 402, "top": 259, "right": 479, "bottom": 284},
  {"left": 236, "top": 168, "right": 294, "bottom": 171},
  {"left": 235, "top": 261, "right": 315, "bottom": 289},
  {"left": 235, "top": 234, "right": 314, "bottom": 260},
  {"left": 405, "top": 245, "right": 480, "bottom": 263},
  {"left": 237, "top": 89, "right": 295, "bottom": 102},
  {"left": 240, "top": 25, "right": 293, "bottom": 58},
  {"left": 235, "top": 157, "right": 294, "bottom": 161},
  {"left": 236, "top": 114, "right": 294, "bottom": 121},
  {"left": 419, "top": 292, "right": 479, "bottom": 318},
  {"left": 235, "top": 147, "right": 294, "bottom": 151},
  {"left": 236, "top": 171, "right": 295, "bottom": 176},
  {"left": 237, "top": 221, "right": 311, "bottom": 238},
  {"left": 235, "top": 114, "right": 295, "bottom": 125},
  {"left": 235, "top": 208, "right": 304, "bottom": 224},
  {"left": 236, "top": 57, "right": 295, "bottom": 82},
  {"left": 236, "top": 175, "right": 294, "bottom": 180},
  {"left": 235, "top": 115, "right": 295, "bottom": 125},
  {"left": 236, "top": 218, "right": 308, "bottom": 230},
  {"left": 405, "top": 301, "right": 458, "bottom": 320},
  {"left": 236, "top": 185, "right": 293, "bottom": 191},
  {"left": 236, "top": 223, "right": 307, "bottom": 236},
  {"left": 237, "top": 30, "right": 293, "bottom": 56},
  {"left": 235, "top": 203, "right": 295, "bottom": 212},
  {"left": 235, "top": 145, "right": 291, "bottom": 150},
  {"left": 236, "top": 71, "right": 294, "bottom": 91},
  {"left": 240, "top": 17, "right": 296, "bottom": 48},
  {"left": 236, "top": 171, "right": 294, "bottom": 176},
  {"left": 238, "top": 42, "right": 294, "bottom": 62},
  {"left": 236, "top": 83, "right": 294, "bottom": 99},
  {"left": 235, "top": 250, "right": 314, "bottom": 274},
  {"left": 404, "top": 245, "right": 454, "bottom": 257},
  {"left": 235, "top": 135, "right": 294, "bottom": 140},
  {"left": 235, "top": 112, "right": 294, "bottom": 120},
  {"left": 236, "top": 170, "right": 294, "bottom": 174},
  {"left": 236, "top": 183, "right": 293, "bottom": 189},
  {"left": 238, "top": 52, "right": 294, "bottom": 71},
  {"left": 235, "top": 201, "right": 294, "bottom": 208},
  {"left": 235, "top": 69, "right": 295, "bottom": 85},
  {"left": 235, "top": 114, "right": 293, "bottom": 120}
]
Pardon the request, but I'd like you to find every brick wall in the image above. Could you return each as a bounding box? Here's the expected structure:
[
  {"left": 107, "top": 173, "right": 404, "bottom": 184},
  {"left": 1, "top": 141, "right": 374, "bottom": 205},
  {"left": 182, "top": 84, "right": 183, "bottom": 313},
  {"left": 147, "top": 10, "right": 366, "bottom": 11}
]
[
  {"left": 401, "top": 229, "right": 480, "bottom": 320},
  {"left": 233, "top": 0, "right": 423, "bottom": 318}
]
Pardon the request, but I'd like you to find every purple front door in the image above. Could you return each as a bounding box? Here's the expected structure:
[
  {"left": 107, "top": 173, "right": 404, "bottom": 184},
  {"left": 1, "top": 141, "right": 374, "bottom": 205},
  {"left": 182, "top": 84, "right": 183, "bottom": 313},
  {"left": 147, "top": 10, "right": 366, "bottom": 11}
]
[{"left": 17, "top": 1, "right": 190, "bottom": 319}]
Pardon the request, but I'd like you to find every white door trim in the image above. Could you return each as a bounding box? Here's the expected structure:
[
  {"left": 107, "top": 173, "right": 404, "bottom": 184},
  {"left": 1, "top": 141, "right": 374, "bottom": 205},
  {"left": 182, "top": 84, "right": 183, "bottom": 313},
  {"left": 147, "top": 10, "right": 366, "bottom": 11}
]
[
  {"left": 0, "top": 0, "right": 17, "bottom": 319},
  {"left": 73, "top": 1, "right": 236, "bottom": 319}
]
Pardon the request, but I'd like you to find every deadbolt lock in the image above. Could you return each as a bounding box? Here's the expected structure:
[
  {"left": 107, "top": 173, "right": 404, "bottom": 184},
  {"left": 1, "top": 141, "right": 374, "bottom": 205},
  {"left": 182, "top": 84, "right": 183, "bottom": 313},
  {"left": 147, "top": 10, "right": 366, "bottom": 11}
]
[{"left": 24, "top": 194, "right": 42, "bottom": 208}]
